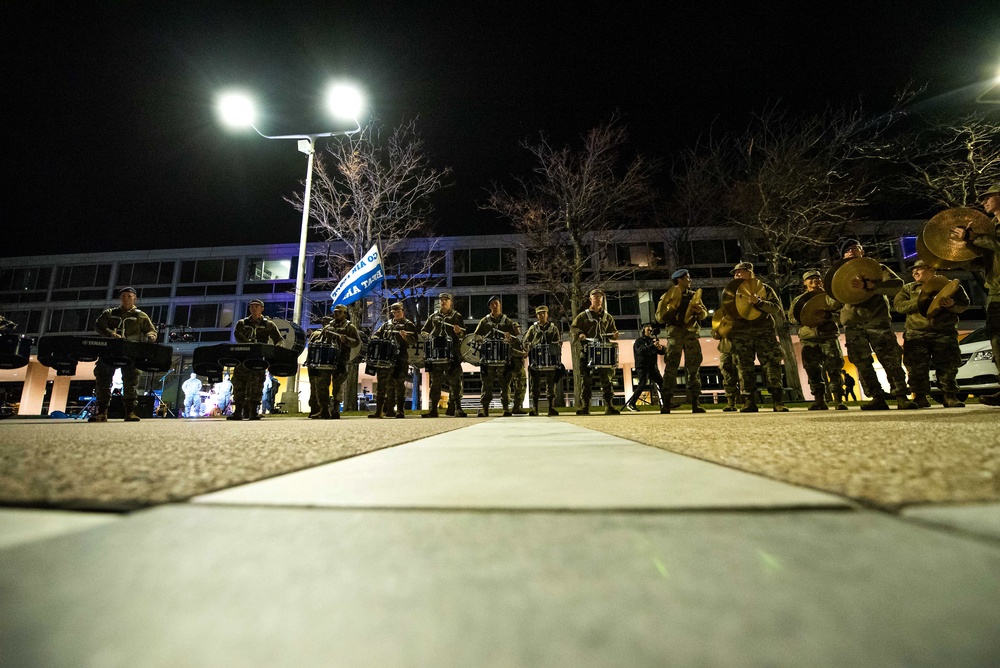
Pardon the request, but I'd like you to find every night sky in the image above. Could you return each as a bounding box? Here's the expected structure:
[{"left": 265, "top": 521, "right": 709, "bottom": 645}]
[{"left": 3, "top": 1, "right": 998, "bottom": 258}]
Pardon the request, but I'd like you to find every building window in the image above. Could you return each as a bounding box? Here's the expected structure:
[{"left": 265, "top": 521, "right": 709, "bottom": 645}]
[
  {"left": 246, "top": 258, "right": 294, "bottom": 282},
  {"left": 173, "top": 303, "right": 235, "bottom": 329},
  {"left": 2, "top": 309, "right": 44, "bottom": 335},
  {"left": 179, "top": 259, "right": 240, "bottom": 284},
  {"left": 454, "top": 248, "right": 518, "bottom": 274},
  {"left": 49, "top": 308, "right": 104, "bottom": 333},
  {"left": 118, "top": 261, "right": 174, "bottom": 286}
]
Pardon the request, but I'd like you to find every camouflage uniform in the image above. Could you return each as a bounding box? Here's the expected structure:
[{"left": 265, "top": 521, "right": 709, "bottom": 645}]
[
  {"left": 93, "top": 306, "right": 157, "bottom": 416},
  {"left": 718, "top": 343, "right": 741, "bottom": 410},
  {"left": 729, "top": 282, "right": 785, "bottom": 410},
  {"left": 307, "top": 318, "right": 360, "bottom": 418},
  {"left": 523, "top": 319, "right": 562, "bottom": 415},
  {"left": 840, "top": 263, "right": 909, "bottom": 403},
  {"left": 473, "top": 313, "right": 520, "bottom": 415},
  {"left": 788, "top": 291, "right": 845, "bottom": 406},
  {"left": 570, "top": 308, "right": 619, "bottom": 413},
  {"left": 656, "top": 288, "right": 708, "bottom": 411},
  {"left": 231, "top": 316, "right": 283, "bottom": 418},
  {"left": 421, "top": 308, "right": 466, "bottom": 416},
  {"left": 372, "top": 316, "right": 418, "bottom": 417},
  {"left": 894, "top": 279, "right": 970, "bottom": 399},
  {"left": 508, "top": 338, "right": 528, "bottom": 414}
]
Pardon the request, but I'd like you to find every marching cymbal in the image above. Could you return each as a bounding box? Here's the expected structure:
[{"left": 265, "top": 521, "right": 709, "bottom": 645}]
[
  {"left": 717, "top": 337, "right": 733, "bottom": 354},
  {"left": 656, "top": 286, "right": 683, "bottom": 324},
  {"left": 922, "top": 208, "right": 991, "bottom": 263},
  {"left": 828, "top": 257, "right": 882, "bottom": 305},
  {"left": 736, "top": 277, "right": 767, "bottom": 320},
  {"left": 798, "top": 292, "right": 837, "bottom": 329},
  {"left": 917, "top": 276, "right": 961, "bottom": 317},
  {"left": 722, "top": 279, "right": 741, "bottom": 320},
  {"left": 685, "top": 288, "right": 705, "bottom": 324},
  {"left": 711, "top": 309, "right": 733, "bottom": 340},
  {"left": 915, "top": 230, "right": 965, "bottom": 270}
]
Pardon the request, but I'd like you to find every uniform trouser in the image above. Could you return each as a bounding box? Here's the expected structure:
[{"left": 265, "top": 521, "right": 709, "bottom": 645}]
[
  {"left": 660, "top": 332, "right": 703, "bottom": 403},
  {"left": 987, "top": 301, "right": 1000, "bottom": 378},
  {"left": 231, "top": 366, "right": 266, "bottom": 414},
  {"left": 627, "top": 368, "right": 663, "bottom": 406},
  {"left": 844, "top": 325, "right": 907, "bottom": 398},
  {"left": 481, "top": 365, "right": 512, "bottom": 409},
  {"left": 428, "top": 360, "right": 464, "bottom": 411},
  {"left": 376, "top": 358, "right": 408, "bottom": 413},
  {"left": 719, "top": 348, "right": 740, "bottom": 400},
  {"left": 508, "top": 358, "right": 527, "bottom": 409},
  {"left": 530, "top": 369, "right": 558, "bottom": 406},
  {"left": 731, "top": 330, "right": 784, "bottom": 402},
  {"left": 580, "top": 364, "right": 615, "bottom": 406},
  {"left": 903, "top": 331, "right": 961, "bottom": 394},
  {"left": 95, "top": 359, "right": 141, "bottom": 412},
  {"left": 801, "top": 339, "right": 845, "bottom": 401},
  {"left": 309, "top": 363, "right": 349, "bottom": 414}
]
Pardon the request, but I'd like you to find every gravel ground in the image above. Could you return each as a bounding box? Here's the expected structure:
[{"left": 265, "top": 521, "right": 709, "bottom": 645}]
[
  {"left": 0, "top": 417, "right": 470, "bottom": 510},
  {"left": 563, "top": 407, "right": 1000, "bottom": 508}
]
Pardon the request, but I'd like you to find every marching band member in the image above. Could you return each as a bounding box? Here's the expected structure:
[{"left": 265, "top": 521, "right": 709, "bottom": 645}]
[
  {"left": 788, "top": 269, "right": 846, "bottom": 410},
  {"left": 728, "top": 262, "right": 787, "bottom": 413},
  {"left": 570, "top": 287, "right": 620, "bottom": 415},
  {"left": 90, "top": 287, "right": 157, "bottom": 423},
  {"left": 656, "top": 269, "right": 709, "bottom": 414},
  {"left": 523, "top": 305, "right": 562, "bottom": 416},
  {"left": 420, "top": 293, "right": 467, "bottom": 418},
  {"left": 369, "top": 302, "right": 417, "bottom": 419},
  {"left": 309, "top": 306, "right": 361, "bottom": 419},
  {"left": 473, "top": 296, "right": 520, "bottom": 417},
  {"left": 229, "top": 299, "right": 283, "bottom": 421},
  {"left": 893, "top": 261, "right": 970, "bottom": 408}
]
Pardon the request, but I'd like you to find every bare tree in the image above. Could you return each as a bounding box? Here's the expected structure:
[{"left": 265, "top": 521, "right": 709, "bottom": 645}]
[
  {"left": 288, "top": 119, "right": 450, "bottom": 409},
  {"left": 487, "top": 119, "right": 657, "bottom": 405},
  {"left": 873, "top": 113, "right": 1000, "bottom": 209}
]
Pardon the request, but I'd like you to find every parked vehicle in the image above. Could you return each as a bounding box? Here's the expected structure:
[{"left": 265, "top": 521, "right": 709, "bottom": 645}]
[{"left": 930, "top": 326, "right": 997, "bottom": 401}]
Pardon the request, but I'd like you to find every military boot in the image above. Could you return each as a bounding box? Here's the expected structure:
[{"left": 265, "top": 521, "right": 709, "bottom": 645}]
[
  {"left": 547, "top": 405, "right": 559, "bottom": 416},
  {"left": 740, "top": 398, "right": 758, "bottom": 413},
  {"left": 528, "top": 401, "right": 539, "bottom": 417},
  {"left": 88, "top": 405, "right": 108, "bottom": 423},
  {"left": 943, "top": 393, "right": 966, "bottom": 408},
  {"left": 722, "top": 395, "right": 739, "bottom": 412},
  {"left": 227, "top": 403, "right": 243, "bottom": 421},
  {"left": 835, "top": 393, "right": 849, "bottom": 410},
  {"left": 445, "top": 403, "right": 456, "bottom": 416},
  {"left": 328, "top": 407, "right": 340, "bottom": 419},
  {"left": 605, "top": 404, "right": 620, "bottom": 416},
  {"left": 124, "top": 402, "right": 141, "bottom": 422},
  {"left": 860, "top": 395, "right": 890, "bottom": 411},
  {"left": 808, "top": 400, "right": 829, "bottom": 411},
  {"left": 455, "top": 407, "right": 468, "bottom": 417},
  {"left": 368, "top": 397, "right": 385, "bottom": 419},
  {"left": 512, "top": 404, "right": 527, "bottom": 415},
  {"left": 772, "top": 399, "right": 789, "bottom": 413},
  {"left": 691, "top": 397, "right": 706, "bottom": 413},
  {"left": 422, "top": 408, "right": 439, "bottom": 418},
  {"left": 478, "top": 406, "right": 490, "bottom": 417},
  {"left": 980, "top": 391, "right": 1000, "bottom": 406},
  {"left": 896, "top": 394, "right": 918, "bottom": 410},
  {"left": 912, "top": 393, "right": 931, "bottom": 408}
]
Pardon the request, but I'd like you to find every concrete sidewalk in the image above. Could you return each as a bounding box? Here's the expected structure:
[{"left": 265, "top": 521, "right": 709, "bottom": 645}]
[{"left": 1, "top": 417, "right": 999, "bottom": 667}]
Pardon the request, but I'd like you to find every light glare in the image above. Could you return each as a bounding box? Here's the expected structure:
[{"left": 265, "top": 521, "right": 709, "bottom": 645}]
[
  {"left": 326, "top": 84, "right": 363, "bottom": 120},
  {"left": 217, "top": 93, "right": 256, "bottom": 128}
]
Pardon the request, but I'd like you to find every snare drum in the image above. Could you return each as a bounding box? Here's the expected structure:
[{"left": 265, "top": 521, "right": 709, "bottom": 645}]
[
  {"left": 424, "top": 335, "right": 453, "bottom": 364},
  {"left": 528, "top": 343, "right": 560, "bottom": 371},
  {"left": 0, "top": 333, "right": 31, "bottom": 370},
  {"left": 365, "top": 338, "right": 399, "bottom": 369},
  {"left": 307, "top": 342, "right": 341, "bottom": 370},
  {"left": 480, "top": 339, "right": 510, "bottom": 367},
  {"left": 585, "top": 342, "right": 619, "bottom": 369}
]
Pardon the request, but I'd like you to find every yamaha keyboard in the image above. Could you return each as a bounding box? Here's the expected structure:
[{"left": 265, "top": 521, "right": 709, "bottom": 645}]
[
  {"left": 37, "top": 335, "right": 173, "bottom": 376},
  {"left": 193, "top": 343, "right": 300, "bottom": 382}
]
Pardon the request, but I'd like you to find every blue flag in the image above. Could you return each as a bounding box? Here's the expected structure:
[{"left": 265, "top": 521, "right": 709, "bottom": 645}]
[{"left": 330, "top": 244, "right": 384, "bottom": 307}]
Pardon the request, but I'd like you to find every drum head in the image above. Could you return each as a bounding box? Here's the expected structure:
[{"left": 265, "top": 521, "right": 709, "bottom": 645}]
[
  {"left": 460, "top": 334, "right": 483, "bottom": 365},
  {"left": 407, "top": 339, "right": 426, "bottom": 367},
  {"left": 271, "top": 318, "right": 306, "bottom": 354}
]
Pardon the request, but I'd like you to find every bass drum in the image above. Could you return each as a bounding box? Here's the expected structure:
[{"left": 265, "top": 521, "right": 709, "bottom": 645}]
[
  {"left": 271, "top": 318, "right": 306, "bottom": 354},
  {"left": 459, "top": 334, "right": 482, "bottom": 365}
]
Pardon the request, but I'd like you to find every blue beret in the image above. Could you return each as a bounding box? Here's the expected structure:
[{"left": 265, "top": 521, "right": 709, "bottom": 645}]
[{"left": 671, "top": 269, "right": 690, "bottom": 280}]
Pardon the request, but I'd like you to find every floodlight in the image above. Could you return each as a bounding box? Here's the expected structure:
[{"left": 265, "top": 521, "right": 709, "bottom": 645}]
[
  {"left": 217, "top": 92, "right": 257, "bottom": 128},
  {"left": 326, "top": 83, "right": 363, "bottom": 120}
]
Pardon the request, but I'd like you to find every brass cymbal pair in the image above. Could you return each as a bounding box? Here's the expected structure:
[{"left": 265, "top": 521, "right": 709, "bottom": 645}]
[
  {"left": 658, "top": 287, "right": 707, "bottom": 325},
  {"left": 711, "top": 309, "right": 733, "bottom": 342},
  {"left": 722, "top": 278, "right": 767, "bottom": 320},
  {"left": 792, "top": 291, "right": 837, "bottom": 329},
  {"left": 917, "top": 276, "right": 961, "bottom": 317},
  {"left": 920, "top": 207, "right": 991, "bottom": 267},
  {"left": 825, "top": 257, "right": 883, "bottom": 305}
]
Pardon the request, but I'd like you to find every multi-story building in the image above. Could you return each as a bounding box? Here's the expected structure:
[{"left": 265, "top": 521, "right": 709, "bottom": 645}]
[{"left": 3, "top": 221, "right": 976, "bottom": 416}]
